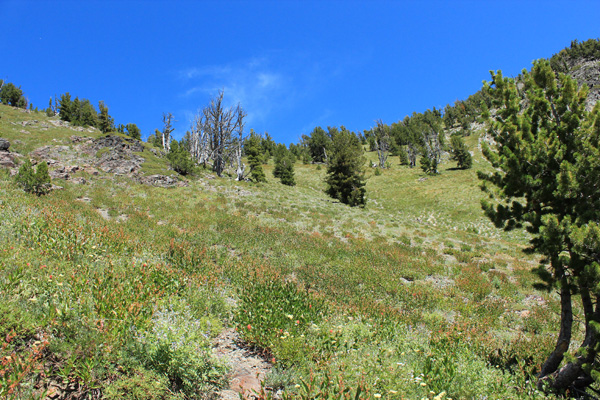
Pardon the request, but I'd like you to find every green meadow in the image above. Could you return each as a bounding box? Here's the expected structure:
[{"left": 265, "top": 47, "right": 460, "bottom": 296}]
[{"left": 0, "top": 104, "right": 565, "bottom": 399}]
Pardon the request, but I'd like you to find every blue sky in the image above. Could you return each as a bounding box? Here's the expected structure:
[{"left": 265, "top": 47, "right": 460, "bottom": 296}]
[{"left": 1, "top": 1, "right": 599, "bottom": 144}]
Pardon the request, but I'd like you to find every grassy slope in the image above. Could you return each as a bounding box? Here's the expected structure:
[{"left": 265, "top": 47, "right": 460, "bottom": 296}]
[{"left": 0, "top": 105, "right": 571, "bottom": 399}]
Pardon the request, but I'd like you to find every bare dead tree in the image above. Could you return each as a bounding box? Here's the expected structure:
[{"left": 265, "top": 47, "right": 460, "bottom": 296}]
[
  {"left": 201, "top": 90, "right": 245, "bottom": 177},
  {"left": 407, "top": 143, "right": 418, "bottom": 168},
  {"left": 190, "top": 112, "right": 210, "bottom": 167},
  {"left": 374, "top": 119, "right": 390, "bottom": 168},
  {"left": 162, "top": 113, "right": 175, "bottom": 153},
  {"left": 234, "top": 104, "right": 247, "bottom": 181}
]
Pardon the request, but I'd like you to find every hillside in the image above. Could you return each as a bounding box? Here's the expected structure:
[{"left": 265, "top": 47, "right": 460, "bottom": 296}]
[{"left": 1, "top": 41, "right": 599, "bottom": 399}]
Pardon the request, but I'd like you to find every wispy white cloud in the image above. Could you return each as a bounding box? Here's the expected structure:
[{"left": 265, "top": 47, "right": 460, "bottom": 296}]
[
  {"left": 176, "top": 51, "right": 358, "bottom": 140},
  {"left": 177, "top": 56, "right": 293, "bottom": 128}
]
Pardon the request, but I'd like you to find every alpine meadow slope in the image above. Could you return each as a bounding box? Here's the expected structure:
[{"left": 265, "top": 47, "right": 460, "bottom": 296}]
[{"left": 1, "top": 39, "right": 600, "bottom": 399}]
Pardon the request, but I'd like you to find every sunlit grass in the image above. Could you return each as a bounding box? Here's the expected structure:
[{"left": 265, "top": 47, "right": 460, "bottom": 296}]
[{"left": 0, "top": 104, "right": 566, "bottom": 398}]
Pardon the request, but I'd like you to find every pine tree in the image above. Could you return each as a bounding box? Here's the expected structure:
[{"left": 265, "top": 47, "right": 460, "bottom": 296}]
[
  {"left": 450, "top": 135, "right": 472, "bottom": 169},
  {"left": 46, "top": 97, "right": 55, "bottom": 117},
  {"left": 58, "top": 93, "right": 72, "bottom": 122},
  {"left": 97, "top": 101, "right": 114, "bottom": 133},
  {"left": 244, "top": 132, "right": 266, "bottom": 183},
  {"left": 0, "top": 82, "right": 27, "bottom": 108},
  {"left": 126, "top": 123, "right": 141, "bottom": 140},
  {"left": 480, "top": 59, "right": 600, "bottom": 393},
  {"left": 273, "top": 144, "right": 296, "bottom": 186},
  {"left": 420, "top": 151, "right": 438, "bottom": 174},
  {"left": 167, "top": 140, "right": 195, "bottom": 175},
  {"left": 303, "top": 126, "right": 331, "bottom": 163},
  {"left": 15, "top": 160, "right": 51, "bottom": 196},
  {"left": 325, "top": 129, "right": 366, "bottom": 207},
  {"left": 398, "top": 146, "right": 409, "bottom": 165}
]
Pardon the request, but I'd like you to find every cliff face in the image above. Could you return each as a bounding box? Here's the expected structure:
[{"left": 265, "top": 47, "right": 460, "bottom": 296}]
[
  {"left": 568, "top": 58, "right": 600, "bottom": 110},
  {"left": 550, "top": 39, "right": 600, "bottom": 110}
]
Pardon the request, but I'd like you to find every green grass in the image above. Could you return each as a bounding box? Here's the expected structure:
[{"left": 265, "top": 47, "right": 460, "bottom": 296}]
[{"left": 0, "top": 104, "right": 573, "bottom": 399}]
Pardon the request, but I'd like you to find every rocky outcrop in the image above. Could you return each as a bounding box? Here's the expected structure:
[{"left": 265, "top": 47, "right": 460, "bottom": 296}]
[
  {"left": 137, "top": 174, "right": 189, "bottom": 188},
  {"left": 28, "top": 135, "right": 147, "bottom": 178},
  {"left": 16, "top": 133, "right": 188, "bottom": 188},
  {"left": 566, "top": 58, "right": 600, "bottom": 110},
  {"left": 90, "top": 135, "right": 144, "bottom": 153},
  {"left": 0, "top": 138, "right": 17, "bottom": 168},
  {"left": 89, "top": 135, "right": 145, "bottom": 175}
]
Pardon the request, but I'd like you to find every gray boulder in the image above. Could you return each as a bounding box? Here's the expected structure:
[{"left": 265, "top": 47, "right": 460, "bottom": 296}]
[{"left": 0, "top": 138, "right": 10, "bottom": 151}]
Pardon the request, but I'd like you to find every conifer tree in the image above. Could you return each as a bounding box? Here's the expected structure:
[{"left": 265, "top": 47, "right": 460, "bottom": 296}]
[
  {"left": 273, "top": 144, "right": 296, "bottom": 186},
  {"left": 126, "top": 123, "right": 141, "bottom": 140},
  {"left": 167, "top": 140, "right": 195, "bottom": 175},
  {"left": 46, "top": 97, "right": 55, "bottom": 117},
  {"left": 398, "top": 146, "right": 409, "bottom": 165},
  {"left": 303, "top": 126, "right": 331, "bottom": 163},
  {"left": 480, "top": 59, "right": 600, "bottom": 393},
  {"left": 0, "top": 82, "right": 27, "bottom": 108},
  {"left": 325, "top": 129, "right": 366, "bottom": 207},
  {"left": 15, "top": 160, "right": 51, "bottom": 196},
  {"left": 58, "top": 93, "right": 72, "bottom": 122},
  {"left": 244, "top": 132, "right": 266, "bottom": 183},
  {"left": 97, "top": 101, "right": 114, "bottom": 133},
  {"left": 450, "top": 135, "right": 472, "bottom": 169}
]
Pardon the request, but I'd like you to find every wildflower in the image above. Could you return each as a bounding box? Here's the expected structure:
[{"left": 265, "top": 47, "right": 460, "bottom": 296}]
[
  {"left": 374, "top": 394, "right": 382, "bottom": 398},
  {"left": 420, "top": 382, "right": 427, "bottom": 387},
  {"left": 287, "top": 314, "right": 293, "bottom": 319},
  {"left": 247, "top": 324, "right": 251, "bottom": 330},
  {"left": 389, "top": 390, "right": 398, "bottom": 394},
  {"left": 434, "top": 392, "right": 447, "bottom": 400},
  {"left": 294, "top": 384, "right": 301, "bottom": 389}
]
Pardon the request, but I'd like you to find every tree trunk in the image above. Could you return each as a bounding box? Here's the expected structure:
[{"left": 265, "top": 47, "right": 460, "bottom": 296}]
[
  {"left": 538, "top": 276, "right": 573, "bottom": 383},
  {"left": 541, "top": 287, "right": 599, "bottom": 392}
]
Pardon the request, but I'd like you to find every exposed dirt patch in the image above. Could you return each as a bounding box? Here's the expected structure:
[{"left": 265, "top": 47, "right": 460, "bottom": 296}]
[{"left": 213, "top": 328, "right": 272, "bottom": 399}]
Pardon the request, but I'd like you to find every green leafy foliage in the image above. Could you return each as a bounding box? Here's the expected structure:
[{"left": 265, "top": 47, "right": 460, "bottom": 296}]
[
  {"left": 130, "top": 301, "right": 226, "bottom": 397},
  {"left": 235, "top": 278, "right": 325, "bottom": 365},
  {"left": 15, "top": 160, "right": 51, "bottom": 196},
  {"left": 104, "top": 368, "right": 175, "bottom": 400}
]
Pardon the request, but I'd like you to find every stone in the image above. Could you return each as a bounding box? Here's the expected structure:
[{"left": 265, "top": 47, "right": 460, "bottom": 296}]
[
  {"left": 0, "top": 152, "right": 17, "bottom": 168},
  {"left": 138, "top": 174, "right": 189, "bottom": 188},
  {"left": 49, "top": 167, "right": 69, "bottom": 180}
]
